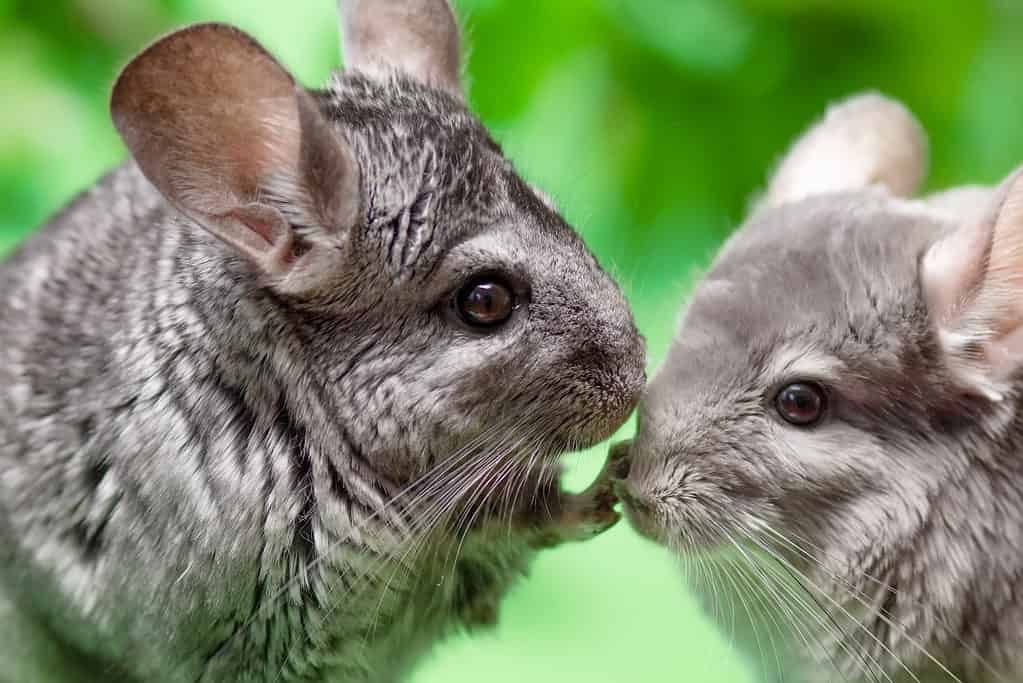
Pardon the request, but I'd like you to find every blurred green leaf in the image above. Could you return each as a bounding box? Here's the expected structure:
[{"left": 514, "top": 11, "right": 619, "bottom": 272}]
[{"left": 610, "top": 0, "right": 754, "bottom": 75}]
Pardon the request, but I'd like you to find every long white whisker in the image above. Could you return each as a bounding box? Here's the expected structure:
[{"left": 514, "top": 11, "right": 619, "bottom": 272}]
[
  {"left": 740, "top": 525, "right": 949, "bottom": 683},
  {"left": 729, "top": 555, "right": 791, "bottom": 682},
  {"left": 755, "top": 522, "right": 1006, "bottom": 683},
  {"left": 706, "top": 518, "right": 874, "bottom": 683},
  {"left": 725, "top": 531, "right": 874, "bottom": 683},
  {"left": 719, "top": 554, "right": 777, "bottom": 680}
]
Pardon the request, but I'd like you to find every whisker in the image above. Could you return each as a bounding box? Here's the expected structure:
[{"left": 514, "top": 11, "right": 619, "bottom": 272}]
[
  {"left": 754, "top": 522, "right": 1007, "bottom": 683},
  {"left": 731, "top": 553, "right": 829, "bottom": 683},
  {"left": 738, "top": 524, "right": 952, "bottom": 683},
  {"left": 271, "top": 417, "right": 543, "bottom": 680},
  {"left": 708, "top": 519, "right": 871, "bottom": 683},
  {"left": 716, "top": 555, "right": 753, "bottom": 653},
  {"left": 728, "top": 556, "right": 792, "bottom": 683},
  {"left": 359, "top": 434, "right": 527, "bottom": 652},
  {"left": 178, "top": 422, "right": 511, "bottom": 682},
  {"left": 732, "top": 535, "right": 874, "bottom": 683},
  {"left": 719, "top": 554, "right": 779, "bottom": 681}
]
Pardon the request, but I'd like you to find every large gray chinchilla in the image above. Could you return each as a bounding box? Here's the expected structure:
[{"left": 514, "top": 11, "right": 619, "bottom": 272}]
[
  {"left": 0, "top": 2, "right": 646, "bottom": 681},
  {"left": 617, "top": 92, "right": 1023, "bottom": 682}
]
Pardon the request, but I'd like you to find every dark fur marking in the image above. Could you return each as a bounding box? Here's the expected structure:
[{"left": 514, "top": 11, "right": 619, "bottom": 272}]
[
  {"left": 274, "top": 397, "right": 317, "bottom": 567},
  {"left": 401, "top": 190, "right": 432, "bottom": 268},
  {"left": 213, "top": 370, "right": 258, "bottom": 474},
  {"left": 325, "top": 458, "right": 356, "bottom": 523},
  {"left": 385, "top": 212, "right": 402, "bottom": 269},
  {"left": 330, "top": 336, "right": 379, "bottom": 385},
  {"left": 67, "top": 489, "right": 122, "bottom": 562},
  {"left": 78, "top": 415, "right": 96, "bottom": 444},
  {"left": 84, "top": 458, "right": 108, "bottom": 492}
]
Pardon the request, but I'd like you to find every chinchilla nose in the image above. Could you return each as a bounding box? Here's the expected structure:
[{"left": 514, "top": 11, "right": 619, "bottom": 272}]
[
  {"left": 570, "top": 315, "right": 646, "bottom": 419},
  {"left": 600, "top": 317, "right": 647, "bottom": 411}
]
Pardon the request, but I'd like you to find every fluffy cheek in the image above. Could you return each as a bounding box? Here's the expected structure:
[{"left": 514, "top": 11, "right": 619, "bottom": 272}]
[
  {"left": 372, "top": 342, "right": 539, "bottom": 478},
  {"left": 764, "top": 425, "right": 925, "bottom": 563},
  {"left": 441, "top": 340, "right": 556, "bottom": 433},
  {"left": 331, "top": 336, "right": 478, "bottom": 482},
  {"left": 768, "top": 423, "right": 892, "bottom": 498}
]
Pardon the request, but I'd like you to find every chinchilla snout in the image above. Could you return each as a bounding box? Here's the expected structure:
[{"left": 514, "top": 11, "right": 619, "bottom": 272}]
[
  {"left": 610, "top": 440, "right": 670, "bottom": 545},
  {"left": 601, "top": 327, "right": 646, "bottom": 433},
  {"left": 562, "top": 278, "right": 647, "bottom": 447}
]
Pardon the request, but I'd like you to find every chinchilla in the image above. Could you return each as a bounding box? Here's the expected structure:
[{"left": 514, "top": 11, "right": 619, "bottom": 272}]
[
  {"left": 617, "top": 92, "right": 1023, "bottom": 682},
  {"left": 0, "top": 2, "right": 645, "bottom": 681}
]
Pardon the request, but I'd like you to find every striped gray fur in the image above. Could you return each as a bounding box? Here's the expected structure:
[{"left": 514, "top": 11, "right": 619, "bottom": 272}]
[
  {"left": 0, "top": 3, "right": 645, "bottom": 682},
  {"left": 622, "top": 93, "right": 1023, "bottom": 682}
]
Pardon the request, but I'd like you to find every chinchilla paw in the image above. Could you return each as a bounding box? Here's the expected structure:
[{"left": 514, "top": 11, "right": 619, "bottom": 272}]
[{"left": 534, "top": 442, "right": 633, "bottom": 546}]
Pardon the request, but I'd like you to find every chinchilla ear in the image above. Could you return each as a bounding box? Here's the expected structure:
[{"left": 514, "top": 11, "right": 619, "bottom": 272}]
[
  {"left": 760, "top": 92, "right": 928, "bottom": 210},
  {"left": 922, "top": 167, "right": 1023, "bottom": 399},
  {"left": 111, "top": 23, "right": 361, "bottom": 290},
  {"left": 339, "top": 0, "right": 462, "bottom": 97}
]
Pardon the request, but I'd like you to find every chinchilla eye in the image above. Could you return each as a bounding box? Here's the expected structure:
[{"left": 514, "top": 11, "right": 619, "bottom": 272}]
[
  {"left": 455, "top": 275, "right": 517, "bottom": 328},
  {"left": 775, "top": 382, "right": 826, "bottom": 426}
]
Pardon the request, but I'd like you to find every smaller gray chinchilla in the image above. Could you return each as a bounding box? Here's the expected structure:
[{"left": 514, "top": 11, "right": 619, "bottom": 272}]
[
  {"left": 0, "top": 1, "right": 645, "bottom": 682},
  {"left": 617, "top": 92, "right": 1023, "bottom": 683}
]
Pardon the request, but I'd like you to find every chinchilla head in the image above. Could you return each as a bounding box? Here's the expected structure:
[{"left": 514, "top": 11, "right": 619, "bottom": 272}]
[
  {"left": 621, "top": 95, "right": 937, "bottom": 553},
  {"left": 109, "top": 1, "right": 646, "bottom": 489},
  {"left": 623, "top": 92, "right": 1023, "bottom": 631}
]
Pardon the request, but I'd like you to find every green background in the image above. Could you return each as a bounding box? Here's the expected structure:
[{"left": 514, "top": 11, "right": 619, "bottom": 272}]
[{"left": 2, "top": 1, "right": 1022, "bottom": 681}]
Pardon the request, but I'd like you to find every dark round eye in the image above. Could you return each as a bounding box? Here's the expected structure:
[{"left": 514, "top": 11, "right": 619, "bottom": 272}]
[
  {"left": 455, "top": 277, "right": 516, "bottom": 328},
  {"left": 775, "top": 382, "right": 826, "bottom": 426}
]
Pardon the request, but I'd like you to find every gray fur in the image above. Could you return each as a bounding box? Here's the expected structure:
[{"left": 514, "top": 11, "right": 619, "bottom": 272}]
[
  {"left": 621, "top": 94, "right": 1023, "bottom": 682},
  {"left": 0, "top": 3, "right": 645, "bottom": 682}
]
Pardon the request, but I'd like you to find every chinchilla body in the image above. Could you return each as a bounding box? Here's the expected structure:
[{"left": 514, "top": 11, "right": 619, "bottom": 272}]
[
  {"left": 0, "top": 161, "right": 491, "bottom": 682},
  {"left": 0, "top": 3, "right": 645, "bottom": 682},
  {"left": 619, "top": 93, "right": 1023, "bottom": 682}
]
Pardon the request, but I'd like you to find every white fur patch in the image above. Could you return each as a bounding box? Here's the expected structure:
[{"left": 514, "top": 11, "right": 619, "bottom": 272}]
[{"left": 763, "top": 346, "right": 844, "bottom": 384}]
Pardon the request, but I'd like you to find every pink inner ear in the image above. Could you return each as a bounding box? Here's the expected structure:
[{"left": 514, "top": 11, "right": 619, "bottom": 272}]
[
  {"left": 985, "top": 182, "right": 1023, "bottom": 336},
  {"left": 111, "top": 24, "right": 304, "bottom": 212},
  {"left": 227, "top": 205, "right": 286, "bottom": 246},
  {"left": 923, "top": 167, "right": 1023, "bottom": 387},
  {"left": 112, "top": 23, "right": 361, "bottom": 290},
  {"left": 206, "top": 205, "right": 296, "bottom": 276},
  {"left": 921, "top": 211, "right": 992, "bottom": 331}
]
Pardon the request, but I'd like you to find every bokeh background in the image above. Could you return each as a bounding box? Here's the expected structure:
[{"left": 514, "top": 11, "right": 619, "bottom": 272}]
[{"left": 3, "top": 0, "right": 1022, "bottom": 681}]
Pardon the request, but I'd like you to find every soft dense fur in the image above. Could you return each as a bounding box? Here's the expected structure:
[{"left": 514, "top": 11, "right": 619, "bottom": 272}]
[
  {"left": 0, "top": 3, "right": 645, "bottom": 682},
  {"left": 620, "top": 93, "right": 1023, "bottom": 682}
]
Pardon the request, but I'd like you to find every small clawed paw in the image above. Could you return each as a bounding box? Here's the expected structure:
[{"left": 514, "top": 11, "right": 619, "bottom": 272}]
[
  {"left": 606, "top": 439, "right": 633, "bottom": 481},
  {"left": 557, "top": 440, "right": 634, "bottom": 543},
  {"left": 567, "top": 505, "right": 621, "bottom": 541}
]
